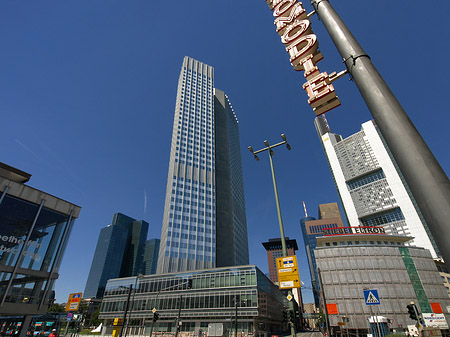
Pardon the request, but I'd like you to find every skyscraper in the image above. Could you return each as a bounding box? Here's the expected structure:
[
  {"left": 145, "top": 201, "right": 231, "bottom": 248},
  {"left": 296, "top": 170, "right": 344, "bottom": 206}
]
[
  {"left": 143, "top": 238, "right": 160, "bottom": 275},
  {"left": 315, "top": 117, "right": 440, "bottom": 258},
  {"left": 84, "top": 213, "right": 148, "bottom": 298},
  {"left": 157, "top": 56, "right": 248, "bottom": 273},
  {"left": 300, "top": 202, "right": 344, "bottom": 307}
]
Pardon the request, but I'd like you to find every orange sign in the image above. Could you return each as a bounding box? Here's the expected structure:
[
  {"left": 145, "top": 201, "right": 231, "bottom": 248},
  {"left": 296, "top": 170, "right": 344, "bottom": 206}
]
[
  {"left": 327, "top": 303, "right": 339, "bottom": 315},
  {"left": 264, "top": 0, "right": 341, "bottom": 116},
  {"left": 65, "top": 293, "right": 82, "bottom": 311}
]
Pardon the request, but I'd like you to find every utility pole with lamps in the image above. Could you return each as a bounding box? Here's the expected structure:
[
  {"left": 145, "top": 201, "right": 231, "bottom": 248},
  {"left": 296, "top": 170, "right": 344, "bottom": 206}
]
[{"left": 248, "top": 134, "right": 296, "bottom": 336}]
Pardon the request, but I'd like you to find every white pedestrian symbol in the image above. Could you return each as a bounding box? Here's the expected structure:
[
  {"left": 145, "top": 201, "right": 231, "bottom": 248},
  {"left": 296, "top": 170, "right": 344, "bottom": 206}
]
[{"left": 366, "top": 292, "right": 380, "bottom": 303}]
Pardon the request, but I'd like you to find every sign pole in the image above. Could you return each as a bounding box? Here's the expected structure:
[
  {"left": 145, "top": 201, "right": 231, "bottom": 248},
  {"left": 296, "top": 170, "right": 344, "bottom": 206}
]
[
  {"left": 317, "top": 268, "right": 331, "bottom": 337},
  {"left": 267, "top": 146, "right": 295, "bottom": 336},
  {"left": 310, "top": 0, "right": 450, "bottom": 268}
]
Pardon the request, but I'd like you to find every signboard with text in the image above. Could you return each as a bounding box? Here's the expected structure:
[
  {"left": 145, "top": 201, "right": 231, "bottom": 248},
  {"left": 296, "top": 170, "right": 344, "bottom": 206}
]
[
  {"left": 422, "top": 313, "right": 448, "bottom": 329},
  {"left": 263, "top": 0, "right": 341, "bottom": 116},
  {"left": 65, "top": 292, "right": 82, "bottom": 311},
  {"left": 276, "top": 255, "right": 301, "bottom": 289}
]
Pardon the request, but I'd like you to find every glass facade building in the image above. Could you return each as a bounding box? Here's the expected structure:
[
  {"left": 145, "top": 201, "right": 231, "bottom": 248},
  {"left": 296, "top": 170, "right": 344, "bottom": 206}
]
[
  {"left": 84, "top": 213, "right": 149, "bottom": 298},
  {"left": 0, "top": 162, "right": 80, "bottom": 334},
  {"left": 157, "top": 57, "right": 248, "bottom": 273},
  {"left": 143, "top": 238, "right": 160, "bottom": 275},
  {"left": 99, "top": 265, "right": 288, "bottom": 336},
  {"left": 315, "top": 117, "right": 439, "bottom": 258}
]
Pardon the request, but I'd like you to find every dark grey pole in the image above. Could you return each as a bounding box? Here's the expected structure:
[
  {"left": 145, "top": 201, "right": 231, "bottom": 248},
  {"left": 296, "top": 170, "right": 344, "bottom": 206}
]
[
  {"left": 317, "top": 268, "right": 331, "bottom": 337},
  {"left": 175, "top": 295, "right": 183, "bottom": 337},
  {"left": 119, "top": 285, "right": 133, "bottom": 337},
  {"left": 310, "top": 0, "right": 450, "bottom": 267}
]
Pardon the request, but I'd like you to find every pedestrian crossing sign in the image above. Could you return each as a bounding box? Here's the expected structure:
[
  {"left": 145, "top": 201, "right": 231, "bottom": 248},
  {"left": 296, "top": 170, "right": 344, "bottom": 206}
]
[{"left": 363, "top": 289, "right": 380, "bottom": 305}]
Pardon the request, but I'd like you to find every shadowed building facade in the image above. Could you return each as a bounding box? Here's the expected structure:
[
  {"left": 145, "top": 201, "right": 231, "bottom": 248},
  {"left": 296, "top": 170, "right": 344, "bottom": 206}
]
[{"left": 84, "top": 213, "right": 148, "bottom": 298}]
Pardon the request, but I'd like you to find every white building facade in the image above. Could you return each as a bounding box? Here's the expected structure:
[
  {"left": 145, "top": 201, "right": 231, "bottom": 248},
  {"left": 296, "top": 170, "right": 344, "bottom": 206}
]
[
  {"left": 315, "top": 117, "right": 439, "bottom": 258},
  {"left": 157, "top": 57, "right": 248, "bottom": 274}
]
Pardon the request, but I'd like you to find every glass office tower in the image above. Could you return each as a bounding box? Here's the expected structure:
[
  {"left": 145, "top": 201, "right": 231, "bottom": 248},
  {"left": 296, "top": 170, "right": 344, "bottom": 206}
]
[
  {"left": 157, "top": 57, "right": 248, "bottom": 273},
  {"left": 84, "top": 213, "right": 149, "bottom": 298}
]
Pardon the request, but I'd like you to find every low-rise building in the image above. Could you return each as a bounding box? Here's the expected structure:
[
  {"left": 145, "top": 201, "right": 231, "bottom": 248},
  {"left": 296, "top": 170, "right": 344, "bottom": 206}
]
[
  {"left": 99, "top": 265, "right": 288, "bottom": 337},
  {"left": 314, "top": 227, "right": 450, "bottom": 335}
]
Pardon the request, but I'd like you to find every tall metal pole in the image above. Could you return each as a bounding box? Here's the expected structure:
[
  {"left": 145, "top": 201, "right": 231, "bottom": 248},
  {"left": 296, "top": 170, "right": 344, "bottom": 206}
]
[
  {"left": 267, "top": 148, "right": 296, "bottom": 337},
  {"left": 268, "top": 151, "right": 288, "bottom": 256},
  {"left": 235, "top": 299, "right": 238, "bottom": 337},
  {"left": 310, "top": 0, "right": 450, "bottom": 268},
  {"left": 317, "top": 268, "right": 330, "bottom": 337},
  {"left": 124, "top": 275, "right": 141, "bottom": 337},
  {"left": 175, "top": 295, "right": 183, "bottom": 337},
  {"left": 119, "top": 285, "right": 133, "bottom": 337},
  {"left": 249, "top": 136, "right": 296, "bottom": 336}
]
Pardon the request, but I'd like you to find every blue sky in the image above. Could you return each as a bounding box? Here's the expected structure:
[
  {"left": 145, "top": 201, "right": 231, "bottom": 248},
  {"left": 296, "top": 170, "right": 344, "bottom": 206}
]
[{"left": 1, "top": 1, "right": 449, "bottom": 304}]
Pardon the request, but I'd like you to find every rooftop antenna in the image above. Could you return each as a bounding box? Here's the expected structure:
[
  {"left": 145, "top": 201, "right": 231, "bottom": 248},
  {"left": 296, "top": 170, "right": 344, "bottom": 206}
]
[{"left": 303, "top": 201, "right": 308, "bottom": 217}]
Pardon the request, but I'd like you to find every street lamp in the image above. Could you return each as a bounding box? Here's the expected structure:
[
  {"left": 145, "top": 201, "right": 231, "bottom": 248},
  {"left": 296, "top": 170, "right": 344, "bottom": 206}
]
[
  {"left": 248, "top": 134, "right": 296, "bottom": 336},
  {"left": 124, "top": 274, "right": 144, "bottom": 337},
  {"left": 234, "top": 295, "right": 247, "bottom": 337}
]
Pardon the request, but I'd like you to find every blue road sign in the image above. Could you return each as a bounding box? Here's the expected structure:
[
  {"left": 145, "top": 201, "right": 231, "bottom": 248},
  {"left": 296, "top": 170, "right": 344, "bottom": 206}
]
[{"left": 364, "top": 289, "right": 380, "bottom": 305}]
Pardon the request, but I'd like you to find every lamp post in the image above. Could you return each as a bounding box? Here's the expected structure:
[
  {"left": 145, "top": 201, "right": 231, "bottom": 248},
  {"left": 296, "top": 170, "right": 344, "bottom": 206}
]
[
  {"left": 248, "top": 134, "right": 296, "bottom": 337},
  {"left": 234, "top": 297, "right": 248, "bottom": 337},
  {"left": 124, "top": 274, "right": 143, "bottom": 337}
]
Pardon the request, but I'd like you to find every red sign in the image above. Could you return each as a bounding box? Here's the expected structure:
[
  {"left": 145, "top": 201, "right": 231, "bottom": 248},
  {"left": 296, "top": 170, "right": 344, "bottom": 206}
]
[
  {"left": 327, "top": 303, "right": 339, "bottom": 315},
  {"left": 430, "top": 302, "right": 443, "bottom": 314},
  {"left": 265, "top": 0, "right": 341, "bottom": 116}
]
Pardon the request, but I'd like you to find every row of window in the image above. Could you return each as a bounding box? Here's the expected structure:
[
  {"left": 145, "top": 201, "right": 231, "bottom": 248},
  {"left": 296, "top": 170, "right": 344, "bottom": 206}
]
[
  {"left": 347, "top": 169, "right": 386, "bottom": 190},
  {"left": 102, "top": 291, "right": 257, "bottom": 313},
  {"left": 360, "top": 207, "right": 404, "bottom": 226}
]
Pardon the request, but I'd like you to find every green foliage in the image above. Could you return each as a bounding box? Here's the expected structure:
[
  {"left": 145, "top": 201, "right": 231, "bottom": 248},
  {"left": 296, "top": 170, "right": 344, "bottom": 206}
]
[{"left": 48, "top": 303, "right": 65, "bottom": 312}]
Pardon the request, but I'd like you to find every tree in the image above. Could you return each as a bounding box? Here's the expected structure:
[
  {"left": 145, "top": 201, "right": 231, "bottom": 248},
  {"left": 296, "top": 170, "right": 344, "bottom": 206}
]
[{"left": 48, "top": 303, "right": 65, "bottom": 312}]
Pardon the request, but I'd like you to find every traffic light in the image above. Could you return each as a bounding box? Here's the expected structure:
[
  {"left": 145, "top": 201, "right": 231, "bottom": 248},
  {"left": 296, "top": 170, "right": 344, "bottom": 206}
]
[
  {"left": 282, "top": 311, "right": 287, "bottom": 322},
  {"left": 406, "top": 304, "right": 418, "bottom": 320},
  {"left": 153, "top": 312, "right": 159, "bottom": 322},
  {"left": 288, "top": 310, "right": 295, "bottom": 323}
]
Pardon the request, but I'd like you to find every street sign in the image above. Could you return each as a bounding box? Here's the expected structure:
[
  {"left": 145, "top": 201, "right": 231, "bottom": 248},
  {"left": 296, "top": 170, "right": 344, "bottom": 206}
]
[
  {"left": 276, "top": 256, "right": 301, "bottom": 289},
  {"left": 363, "top": 289, "right": 380, "bottom": 305},
  {"left": 286, "top": 294, "right": 293, "bottom": 301},
  {"left": 65, "top": 293, "right": 82, "bottom": 311}
]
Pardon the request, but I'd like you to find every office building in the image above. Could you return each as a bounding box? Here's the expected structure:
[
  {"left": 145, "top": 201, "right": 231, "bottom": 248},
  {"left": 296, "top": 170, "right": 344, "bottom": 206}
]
[
  {"left": 84, "top": 213, "right": 148, "bottom": 298},
  {"left": 262, "top": 237, "right": 299, "bottom": 284},
  {"left": 99, "top": 265, "right": 288, "bottom": 336},
  {"left": 262, "top": 237, "right": 303, "bottom": 324},
  {"left": 315, "top": 117, "right": 440, "bottom": 258},
  {"left": 157, "top": 56, "right": 248, "bottom": 273},
  {"left": 300, "top": 203, "right": 344, "bottom": 307},
  {"left": 314, "top": 228, "right": 450, "bottom": 333},
  {"left": 0, "top": 162, "right": 81, "bottom": 336},
  {"left": 143, "top": 238, "right": 160, "bottom": 275}
]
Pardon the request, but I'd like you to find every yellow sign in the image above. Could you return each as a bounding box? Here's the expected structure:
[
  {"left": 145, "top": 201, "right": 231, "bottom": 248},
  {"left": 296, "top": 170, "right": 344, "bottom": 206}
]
[
  {"left": 113, "top": 318, "right": 123, "bottom": 326},
  {"left": 65, "top": 293, "right": 82, "bottom": 312},
  {"left": 276, "top": 256, "right": 301, "bottom": 289}
]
